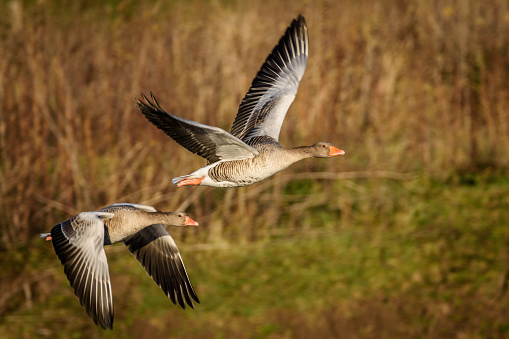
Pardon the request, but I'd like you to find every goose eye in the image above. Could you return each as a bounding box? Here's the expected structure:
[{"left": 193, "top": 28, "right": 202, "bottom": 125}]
[
  {"left": 178, "top": 214, "right": 182, "bottom": 218},
  {"left": 322, "top": 144, "right": 326, "bottom": 148}
]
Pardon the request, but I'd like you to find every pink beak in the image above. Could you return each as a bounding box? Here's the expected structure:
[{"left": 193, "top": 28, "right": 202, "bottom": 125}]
[
  {"left": 329, "top": 145, "right": 345, "bottom": 156},
  {"left": 184, "top": 216, "right": 199, "bottom": 226}
]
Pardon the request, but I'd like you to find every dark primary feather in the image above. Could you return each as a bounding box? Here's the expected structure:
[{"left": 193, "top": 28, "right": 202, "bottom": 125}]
[
  {"left": 135, "top": 92, "right": 258, "bottom": 164},
  {"left": 230, "top": 15, "right": 308, "bottom": 143},
  {"left": 51, "top": 218, "right": 114, "bottom": 330},
  {"left": 124, "top": 224, "right": 199, "bottom": 309},
  {"left": 135, "top": 93, "right": 222, "bottom": 163}
]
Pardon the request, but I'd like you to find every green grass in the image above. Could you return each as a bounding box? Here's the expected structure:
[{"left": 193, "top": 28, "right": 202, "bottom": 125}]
[{"left": 2, "top": 176, "right": 509, "bottom": 338}]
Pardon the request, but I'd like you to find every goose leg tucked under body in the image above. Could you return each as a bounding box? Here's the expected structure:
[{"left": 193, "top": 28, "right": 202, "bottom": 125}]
[
  {"left": 41, "top": 203, "right": 199, "bottom": 330},
  {"left": 136, "top": 15, "right": 344, "bottom": 188}
]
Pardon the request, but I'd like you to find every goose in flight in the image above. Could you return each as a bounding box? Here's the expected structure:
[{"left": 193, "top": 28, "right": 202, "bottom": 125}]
[
  {"left": 136, "top": 15, "right": 344, "bottom": 188},
  {"left": 41, "top": 203, "right": 199, "bottom": 329}
]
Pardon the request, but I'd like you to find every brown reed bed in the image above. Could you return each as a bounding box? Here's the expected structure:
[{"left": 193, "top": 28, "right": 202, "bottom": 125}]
[{"left": 0, "top": 0, "right": 508, "bottom": 247}]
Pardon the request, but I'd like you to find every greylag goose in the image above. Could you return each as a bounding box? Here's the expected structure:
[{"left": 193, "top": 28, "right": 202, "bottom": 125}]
[
  {"left": 135, "top": 15, "right": 344, "bottom": 188},
  {"left": 40, "top": 203, "right": 199, "bottom": 330}
]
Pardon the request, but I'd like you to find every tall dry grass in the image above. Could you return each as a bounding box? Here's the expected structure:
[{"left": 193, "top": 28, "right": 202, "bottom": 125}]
[{"left": 1, "top": 0, "right": 508, "bottom": 246}]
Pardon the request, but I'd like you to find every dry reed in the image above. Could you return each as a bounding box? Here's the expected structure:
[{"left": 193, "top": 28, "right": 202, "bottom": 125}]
[{"left": 0, "top": 0, "right": 508, "bottom": 245}]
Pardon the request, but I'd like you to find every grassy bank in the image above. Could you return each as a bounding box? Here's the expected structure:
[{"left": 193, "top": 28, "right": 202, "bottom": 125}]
[{"left": 2, "top": 176, "right": 509, "bottom": 338}]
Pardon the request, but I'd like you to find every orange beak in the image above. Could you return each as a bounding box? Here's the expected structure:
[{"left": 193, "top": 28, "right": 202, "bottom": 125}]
[
  {"left": 329, "top": 145, "right": 345, "bottom": 156},
  {"left": 184, "top": 216, "right": 199, "bottom": 226}
]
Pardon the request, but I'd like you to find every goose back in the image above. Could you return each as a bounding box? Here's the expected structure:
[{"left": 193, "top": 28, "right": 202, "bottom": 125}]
[
  {"left": 98, "top": 205, "right": 159, "bottom": 243},
  {"left": 208, "top": 144, "right": 312, "bottom": 186}
]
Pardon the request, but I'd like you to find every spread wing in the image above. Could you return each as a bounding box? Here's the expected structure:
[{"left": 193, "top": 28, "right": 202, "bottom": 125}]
[
  {"left": 230, "top": 15, "right": 308, "bottom": 143},
  {"left": 123, "top": 224, "right": 199, "bottom": 309},
  {"left": 50, "top": 212, "right": 115, "bottom": 329},
  {"left": 136, "top": 93, "right": 259, "bottom": 164}
]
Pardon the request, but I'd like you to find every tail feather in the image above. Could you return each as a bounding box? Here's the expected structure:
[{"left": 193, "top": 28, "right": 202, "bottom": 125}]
[{"left": 172, "top": 175, "right": 192, "bottom": 186}]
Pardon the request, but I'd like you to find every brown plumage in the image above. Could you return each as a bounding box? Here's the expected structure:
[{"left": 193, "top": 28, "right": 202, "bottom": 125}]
[
  {"left": 41, "top": 203, "right": 199, "bottom": 330},
  {"left": 135, "top": 15, "right": 344, "bottom": 188}
]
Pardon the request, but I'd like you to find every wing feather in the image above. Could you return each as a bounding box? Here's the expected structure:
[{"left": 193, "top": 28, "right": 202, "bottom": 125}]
[
  {"left": 50, "top": 212, "right": 114, "bottom": 329},
  {"left": 136, "top": 93, "right": 258, "bottom": 164},
  {"left": 124, "top": 224, "right": 199, "bottom": 309},
  {"left": 230, "top": 15, "right": 308, "bottom": 143}
]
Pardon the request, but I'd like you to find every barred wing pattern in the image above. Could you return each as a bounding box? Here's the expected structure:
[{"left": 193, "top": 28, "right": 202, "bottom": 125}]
[
  {"left": 50, "top": 212, "right": 115, "bottom": 330},
  {"left": 230, "top": 15, "right": 308, "bottom": 143},
  {"left": 136, "top": 93, "right": 259, "bottom": 164},
  {"left": 124, "top": 224, "right": 199, "bottom": 309}
]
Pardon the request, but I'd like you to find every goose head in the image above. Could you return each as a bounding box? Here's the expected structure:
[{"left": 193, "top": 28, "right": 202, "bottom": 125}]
[
  {"left": 164, "top": 212, "right": 199, "bottom": 227},
  {"left": 309, "top": 142, "right": 345, "bottom": 158}
]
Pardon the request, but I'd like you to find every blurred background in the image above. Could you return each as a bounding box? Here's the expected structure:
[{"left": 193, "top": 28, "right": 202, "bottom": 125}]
[{"left": 1, "top": 0, "right": 509, "bottom": 337}]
